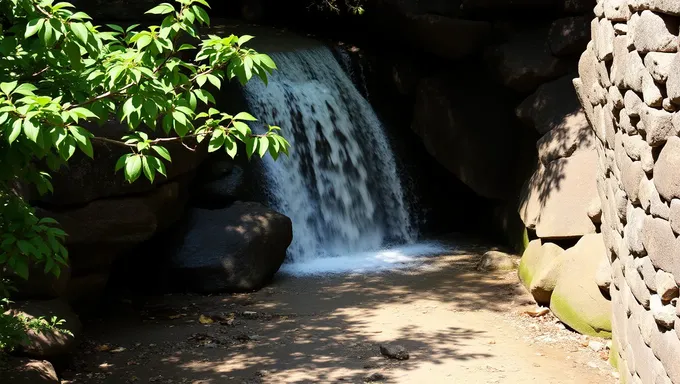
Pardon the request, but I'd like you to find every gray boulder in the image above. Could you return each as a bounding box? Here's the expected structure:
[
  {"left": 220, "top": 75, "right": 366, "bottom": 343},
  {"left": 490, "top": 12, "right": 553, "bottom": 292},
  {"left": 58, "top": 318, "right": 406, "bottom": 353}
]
[{"left": 170, "top": 202, "right": 293, "bottom": 293}]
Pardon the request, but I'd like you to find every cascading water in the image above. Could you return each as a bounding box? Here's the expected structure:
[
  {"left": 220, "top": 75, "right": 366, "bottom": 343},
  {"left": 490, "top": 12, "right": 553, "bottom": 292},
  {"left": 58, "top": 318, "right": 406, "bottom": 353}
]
[{"left": 243, "top": 43, "right": 445, "bottom": 274}]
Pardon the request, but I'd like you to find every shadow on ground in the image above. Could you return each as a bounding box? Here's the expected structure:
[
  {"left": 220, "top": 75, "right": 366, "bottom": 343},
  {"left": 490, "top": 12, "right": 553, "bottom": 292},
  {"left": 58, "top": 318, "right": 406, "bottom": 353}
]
[{"left": 63, "top": 240, "right": 534, "bottom": 383}]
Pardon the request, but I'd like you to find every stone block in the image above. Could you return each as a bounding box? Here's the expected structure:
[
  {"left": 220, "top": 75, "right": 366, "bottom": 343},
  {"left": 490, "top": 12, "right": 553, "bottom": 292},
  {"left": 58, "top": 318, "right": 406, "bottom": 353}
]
[
  {"left": 640, "top": 106, "right": 677, "bottom": 146},
  {"left": 604, "top": 0, "right": 631, "bottom": 20},
  {"left": 632, "top": 10, "right": 679, "bottom": 53},
  {"left": 644, "top": 52, "right": 676, "bottom": 82},
  {"left": 626, "top": 257, "right": 652, "bottom": 308},
  {"left": 640, "top": 177, "right": 671, "bottom": 219},
  {"left": 629, "top": 0, "right": 680, "bottom": 15},
  {"left": 669, "top": 199, "right": 680, "bottom": 234},
  {"left": 651, "top": 329, "right": 680, "bottom": 383},
  {"left": 624, "top": 90, "right": 644, "bottom": 117},
  {"left": 597, "top": 18, "right": 616, "bottom": 60},
  {"left": 637, "top": 256, "right": 658, "bottom": 291},
  {"left": 611, "top": 35, "right": 629, "bottom": 87},
  {"left": 651, "top": 294, "right": 676, "bottom": 328},
  {"left": 656, "top": 269, "right": 679, "bottom": 302},
  {"left": 655, "top": 137, "right": 680, "bottom": 200},
  {"left": 667, "top": 53, "right": 680, "bottom": 103},
  {"left": 626, "top": 207, "right": 648, "bottom": 255},
  {"left": 621, "top": 157, "right": 645, "bottom": 203},
  {"left": 609, "top": 86, "right": 624, "bottom": 109},
  {"left": 639, "top": 307, "right": 657, "bottom": 346},
  {"left": 642, "top": 216, "right": 680, "bottom": 283}
]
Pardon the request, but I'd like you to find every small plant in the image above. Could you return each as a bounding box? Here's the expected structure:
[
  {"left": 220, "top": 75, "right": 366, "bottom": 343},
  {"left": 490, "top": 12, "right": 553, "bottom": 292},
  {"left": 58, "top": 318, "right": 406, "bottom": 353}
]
[{"left": 0, "top": 298, "right": 72, "bottom": 354}]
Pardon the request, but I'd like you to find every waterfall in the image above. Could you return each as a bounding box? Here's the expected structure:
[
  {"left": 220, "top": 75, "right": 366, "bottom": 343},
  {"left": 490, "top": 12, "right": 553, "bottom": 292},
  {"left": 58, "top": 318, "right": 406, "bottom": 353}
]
[{"left": 243, "top": 45, "right": 428, "bottom": 269}]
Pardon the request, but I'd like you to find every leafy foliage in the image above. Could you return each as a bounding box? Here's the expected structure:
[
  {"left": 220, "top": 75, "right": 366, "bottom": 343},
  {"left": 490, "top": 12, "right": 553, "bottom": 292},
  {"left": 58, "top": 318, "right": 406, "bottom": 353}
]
[
  {"left": 0, "top": 298, "right": 71, "bottom": 353},
  {"left": 0, "top": 0, "right": 287, "bottom": 332}
]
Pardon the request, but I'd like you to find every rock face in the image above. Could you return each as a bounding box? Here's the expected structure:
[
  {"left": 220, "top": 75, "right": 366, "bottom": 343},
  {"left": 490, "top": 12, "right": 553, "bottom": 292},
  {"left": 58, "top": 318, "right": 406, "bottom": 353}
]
[
  {"left": 549, "top": 234, "right": 612, "bottom": 337},
  {"left": 575, "top": 1, "right": 680, "bottom": 380},
  {"left": 411, "top": 75, "right": 524, "bottom": 200},
  {"left": 6, "top": 299, "right": 82, "bottom": 360},
  {"left": 170, "top": 202, "right": 293, "bottom": 293}
]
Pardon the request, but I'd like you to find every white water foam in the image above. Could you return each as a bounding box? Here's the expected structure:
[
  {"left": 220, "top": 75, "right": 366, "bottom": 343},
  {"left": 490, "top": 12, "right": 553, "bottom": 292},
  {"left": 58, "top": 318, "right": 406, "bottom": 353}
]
[{"left": 279, "top": 242, "right": 451, "bottom": 276}]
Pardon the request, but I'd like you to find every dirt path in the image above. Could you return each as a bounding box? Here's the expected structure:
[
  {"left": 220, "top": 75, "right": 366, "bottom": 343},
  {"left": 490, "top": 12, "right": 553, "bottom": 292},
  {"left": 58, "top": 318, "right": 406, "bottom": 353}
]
[{"left": 62, "top": 243, "right": 617, "bottom": 384}]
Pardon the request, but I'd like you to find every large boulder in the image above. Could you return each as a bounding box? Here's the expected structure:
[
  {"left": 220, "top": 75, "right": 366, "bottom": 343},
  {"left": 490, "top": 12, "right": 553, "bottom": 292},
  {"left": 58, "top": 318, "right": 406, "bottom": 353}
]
[
  {"left": 528, "top": 243, "right": 566, "bottom": 305},
  {"left": 411, "top": 75, "right": 528, "bottom": 200},
  {"left": 36, "top": 181, "right": 188, "bottom": 291},
  {"left": 0, "top": 358, "right": 59, "bottom": 384},
  {"left": 170, "top": 202, "right": 293, "bottom": 293},
  {"left": 518, "top": 240, "right": 566, "bottom": 304},
  {"left": 548, "top": 16, "right": 591, "bottom": 57},
  {"left": 518, "top": 149, "right": 599, "bottom": 239},
  {"left": 550, "top": 234, "right": 612, "bottom": 337},
  {"left": 6, "top": 299, "right": 82, "bottom": 360},
  {"left": 8, "top": 263, "right": 71, "bottom": 300}
]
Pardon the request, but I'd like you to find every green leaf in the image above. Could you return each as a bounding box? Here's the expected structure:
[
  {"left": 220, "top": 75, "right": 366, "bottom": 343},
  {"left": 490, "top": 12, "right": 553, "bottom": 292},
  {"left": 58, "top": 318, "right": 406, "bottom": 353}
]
[
  {"left": 224, "top": 135, "right": 237, "bottom": 158},
  {"left": 234, "top": 112, "right": 257, "bottom": 121},
  {"left": 255, "top": 54, "right": 277, "bottom": 70},
  {"left": 232, "top": 121, "right": 250, "bottom": 137},
  {"left": 192, "top": 5, "right": 210, "bottom": 24},
  {"left": 69, "top": 126, "right": 94, "bottom": 158},
  {"left": 70, "top": 22, "right": 89, "bottom": 43},
  {"left": 258, "top": 136, "right": 269, "bottom": 158},
  {"left": 145, "top": 3, "right": 175, "bottom": 15},
  {"left": 115, "top": 153, "right": 131, "bottom": 172},
  {"left": 245, "top": 137, "right": 257, "bottom": 159},
  {"left": 0, "top": 81, "right": 17, "bottom": 95},
  {"left": 207, "top": 74, "right": 221, "bottom": 89},
  {"left": 178, "top": 43, "right": 196, "bottom": 51},
  {"left": 142, "top": 156, "right": 155, "bottom": 182},
  {"left": 152, "top": 146, "right": 172, "bottom": 162},
  {"left": 23, "top": 119, "right": 40, "bottom": 143},
  {"left": 106, "top": 24, "right": 125, "bottom": 33},
  {"left": 238, "top": 35, "right": 254, "bottom": 46},
  {"left": 136, "top": 34, "right": 153, "bottom": 49},
  {"left": 208, "top": 131, "right": 225, "bottom": 153},
  {"left": 8, "top": 120, "right": 22, "bottom": 143},
  {"left": 17, "top": 240, "right": 37, "bottom": 257},
  {"left": 124, "top": 155, "right": 142, "bottom": 183},
  {"left": 0, "top": 113, "right": 7, "bottom": 125},
  {"left": 13, "top": 260, "right": 29, "bottom": 280},
  {"left": 25, "top": 18, "right": 45, "bottom": 38}
]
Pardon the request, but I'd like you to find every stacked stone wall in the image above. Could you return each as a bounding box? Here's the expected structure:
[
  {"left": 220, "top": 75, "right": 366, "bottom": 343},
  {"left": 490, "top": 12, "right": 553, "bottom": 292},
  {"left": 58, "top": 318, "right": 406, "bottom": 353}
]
[{"left": 576, "top": 1, "right": 680, "bottom": 382}]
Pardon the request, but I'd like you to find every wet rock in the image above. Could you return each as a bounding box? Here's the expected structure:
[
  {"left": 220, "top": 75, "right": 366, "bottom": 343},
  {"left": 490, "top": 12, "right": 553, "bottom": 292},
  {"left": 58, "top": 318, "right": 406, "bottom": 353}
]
[{"left": 380, "top": 344, "right": 409, "bottom": 360}]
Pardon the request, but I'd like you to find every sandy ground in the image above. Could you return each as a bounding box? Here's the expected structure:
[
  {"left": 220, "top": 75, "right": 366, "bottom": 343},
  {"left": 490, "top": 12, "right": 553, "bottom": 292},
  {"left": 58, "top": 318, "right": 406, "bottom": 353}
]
[{"left": 62, "top": 243, "right": 618, "bottom": 384}]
